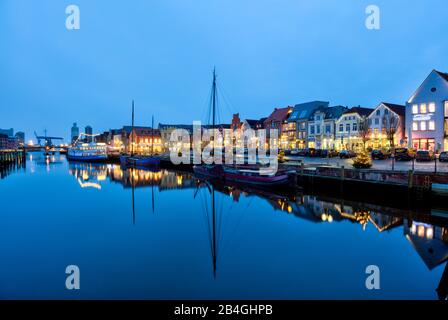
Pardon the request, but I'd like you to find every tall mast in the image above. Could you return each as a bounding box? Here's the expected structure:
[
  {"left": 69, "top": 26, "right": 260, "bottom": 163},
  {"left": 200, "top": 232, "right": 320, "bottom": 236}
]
[
  {"left": 131, "top": 100, "right": 135, "bottom": 156},
  {"left": 212, "top": 68, "right": 216, "bottom": 128},
  {"left": 211, "top": 68, "right": 217, "bottom": 153}
]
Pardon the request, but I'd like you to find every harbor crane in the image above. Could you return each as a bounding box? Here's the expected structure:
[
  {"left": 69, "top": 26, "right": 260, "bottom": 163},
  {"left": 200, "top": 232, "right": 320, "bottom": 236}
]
[{"left": 34, "top": 130, "right": 63, "bottom": 147}]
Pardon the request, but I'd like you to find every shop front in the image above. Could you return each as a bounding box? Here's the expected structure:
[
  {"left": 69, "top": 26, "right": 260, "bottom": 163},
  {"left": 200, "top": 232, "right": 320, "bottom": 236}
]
[{"left": 412, "top": 138, "right": 435, "bottom": 151}]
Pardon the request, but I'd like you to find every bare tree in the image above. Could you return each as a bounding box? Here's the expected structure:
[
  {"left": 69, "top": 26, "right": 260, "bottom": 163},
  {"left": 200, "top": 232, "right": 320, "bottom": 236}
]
[
  {"left": 358, "top": 116, "right": 370, "bottom": 150},
  {"left": 382, "top": 113, "right": 400, "bottom": 152}
]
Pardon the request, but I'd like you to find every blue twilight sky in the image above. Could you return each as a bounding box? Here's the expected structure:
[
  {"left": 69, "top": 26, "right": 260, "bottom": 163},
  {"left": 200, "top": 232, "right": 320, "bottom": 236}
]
[{"left": 1, "top": 0, "right": 447, "bottom": 142}]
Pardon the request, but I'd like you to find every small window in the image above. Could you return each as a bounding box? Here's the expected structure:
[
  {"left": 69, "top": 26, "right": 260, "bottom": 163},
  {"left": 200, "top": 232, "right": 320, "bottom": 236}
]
[
  {"left": 353, "top": 123, "right": 357, "bottom": 131},
  {"left": 431, "top": 87, "right": 437, "bottom": 92},
  {"left": 429, "top": 103, "right": 436, "bottom": 113},
  {"left": 384, "top": 109, "right": 389, "bottom": 115},
  {"left": 346, "top": 124, "right": 350, "bottom": 131},
  {"left": 412, "top": 122, "right": 418, "bottom": 131},
  {"left": 420, "top": 104, "right": 427, "bottom": 114},
  {"left": 375, "top": 118, "right": 379, "bottom": 125},
  {"left": 339, "top": 124, "right": 344, "bottom": 132},
  {"left": 376, "top": 110, "right": 380, "bottom": 116},
  {"left": 429, "top": 120, "right": 435, "bottom": 130},
  {"left": 412, "top": 104, "right": 418, "bottom": 114}
]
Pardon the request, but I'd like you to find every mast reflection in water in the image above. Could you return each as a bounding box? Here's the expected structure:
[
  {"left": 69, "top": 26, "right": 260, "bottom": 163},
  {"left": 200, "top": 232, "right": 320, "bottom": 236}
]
[{"left": 0, "top": 154, "right": 446, "bottom": 299}]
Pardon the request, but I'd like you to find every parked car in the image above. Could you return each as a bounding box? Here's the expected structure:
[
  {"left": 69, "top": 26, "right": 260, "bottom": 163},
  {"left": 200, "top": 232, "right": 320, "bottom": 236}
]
[
  {"left": 439, "top": 151, "right": 448, "bottom": 162},
  {"left": 310, "top": 149, "right": 322, "bottom": 157},
  {"left": 299, "top": 148, "right": 315, "bottom": 156},
  {"left": 290, "top": 148, "right": 301, "bottom": 156},
  {"left": 320, "top": 149, "right": 339, "bottom": 158},
  {"left": 394, "top": 148, "right": 414, "bottom": 161},
  {"left": 339, "top": 150, "right": 356, "bottom": 159},
  {"left": 415, "top": 150, "right": 434, "bottom": 162},
  {"left": 371, "top": 149, "right": 391, "bottom": 160}
]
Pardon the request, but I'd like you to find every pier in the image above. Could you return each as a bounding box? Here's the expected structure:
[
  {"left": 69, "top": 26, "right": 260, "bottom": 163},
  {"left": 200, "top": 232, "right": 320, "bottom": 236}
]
[{"left": 0, "top": 150, "right": 26, "bottom": 166}]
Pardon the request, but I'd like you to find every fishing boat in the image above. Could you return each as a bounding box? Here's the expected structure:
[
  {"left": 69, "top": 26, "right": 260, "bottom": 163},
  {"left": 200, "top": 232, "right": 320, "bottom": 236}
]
[
  {"left": 192, "top": 69, "right": 290, "bottom": 187},
  {"left": 67, "top": 134, "right": 108, "bottom": 162},
  {"left": 120, "top": 100, "right": 161, "bottom": 168}
]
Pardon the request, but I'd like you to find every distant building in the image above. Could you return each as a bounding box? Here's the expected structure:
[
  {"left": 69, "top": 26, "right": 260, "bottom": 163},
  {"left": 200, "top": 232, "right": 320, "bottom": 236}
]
[
  {"left": 85, "top": 125, "right": 93, "bottom": 142},
  {"left": 159, "top": 124, "right": 194, "bottom": 152},
  {"left": 287, "top": 101, "right": 329, "bottom": 149},
  {"left": 335, "top": 106, "right": 374, "bottom": 150},
  {"left": 263, "top": 106, "right": 293, "bottom": 148},
  {"left": 0, "top": 133, "right": 8, "bottom": 149},
  {"left": 231, "top": 113, "right": 242, "bottom": 131},
  {"left": 0, "top": 128, "right": 14, "bottom": 137},
  {"left": 367, "top": 102, "right": 406, "bottom": 149},
  {"left": 405, "top": 69, "right": 448, "bottom": 152},
  {"left": 122, "top": 126, "right": 162, "bottom": 154},
  {"left": 307, "top": 105, "right": 347, "bottom": 149},
  {"left": 14, "top": 131, "right": 25, "bottom": 145},
  {"left": 71, "top": 123, "right": 79, "bottom": 143}
]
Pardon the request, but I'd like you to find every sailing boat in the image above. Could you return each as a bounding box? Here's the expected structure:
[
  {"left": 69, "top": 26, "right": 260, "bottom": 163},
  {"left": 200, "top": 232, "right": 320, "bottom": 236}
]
[
  {"left": 193, "top": 69, "right": 291, "bottom": 186},
  {"left": 120, "top": 100, "right": 161, "bottom": 168}
]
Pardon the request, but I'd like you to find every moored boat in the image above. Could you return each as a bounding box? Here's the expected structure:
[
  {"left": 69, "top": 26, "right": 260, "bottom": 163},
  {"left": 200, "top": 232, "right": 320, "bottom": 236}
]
[
  {"left": 120, "top": 101, "right": 160, "bottom": 169},
  {"left": 67, "top": 142, "right": 108, "bottom": 162},
  {"left": 193, "top": 164, "right": 292, "bottom": 186}
]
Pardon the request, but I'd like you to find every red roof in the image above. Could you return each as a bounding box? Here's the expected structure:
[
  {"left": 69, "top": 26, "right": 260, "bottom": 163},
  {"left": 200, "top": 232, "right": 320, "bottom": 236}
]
[{"left": 264, "top": 106, "right": 293, "bottom": 124}]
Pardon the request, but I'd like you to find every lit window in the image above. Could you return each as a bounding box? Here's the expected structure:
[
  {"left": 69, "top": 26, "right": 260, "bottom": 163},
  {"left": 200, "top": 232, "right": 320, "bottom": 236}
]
[
  {"left": 412, "top": 104, "right": 418, "bottom": 114},
  {"left": 420, "top": 121, "right": 426, "bottom": 131},
  {"left": 420, "top": 103, "right": 427, "bottom": 114},
  {"left": 429, "top": 120, "right": 435, "bottom": 130},
  {"left": 445, "top": 101, "right": 448, "bottom": 117},
  {"left": 412, "top": 122, "right": 418, "bottom": 131},
  {"left": 429, "top": 103, "right": 435, "bottom": 113}
]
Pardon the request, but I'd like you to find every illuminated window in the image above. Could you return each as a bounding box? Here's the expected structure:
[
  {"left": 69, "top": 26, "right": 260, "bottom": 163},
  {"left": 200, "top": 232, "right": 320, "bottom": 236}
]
[
  {"left": 420, "top": 103, "right": 427, "bottom": 114},
  {"left": 445, "top": 101, "right": 448, "bottom": 117},
  {"left": 429, "top": 120, "right": 435, "bottom": 130},
  {"left": 412, "top": 122, "right": 418, "bottom": 131},
  {"left": 420, "top": 121, "right": 426, "bottom": 131},
  {"left": 428, "top": 103, "right": 436, "bottom": 113},
  {"left": 412, "top": 104, "right": 418, "bottom": 114}
]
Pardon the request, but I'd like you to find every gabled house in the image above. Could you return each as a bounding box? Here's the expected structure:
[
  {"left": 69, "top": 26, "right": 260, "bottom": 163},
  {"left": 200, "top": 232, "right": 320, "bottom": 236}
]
[
  {"left": 335, "top": 106, "right": 373, "bottom": 150},
  {"left": 287, "top": 101, "right": 329, "bottom": 149},
  {"left": 406, "top": 69, "right": 448, "bottom": 152},
  {"left": 307, "top": 105, "right": 347, "bottom": 149},
  {"left": 122, "top": 126, "right": 162, "bottom": 154},
  {"left": 367, "top": 102, "right": 406, "bottom": 149},
  {"left": 263, "top": 106, "right": 293, "bottom": 148}
]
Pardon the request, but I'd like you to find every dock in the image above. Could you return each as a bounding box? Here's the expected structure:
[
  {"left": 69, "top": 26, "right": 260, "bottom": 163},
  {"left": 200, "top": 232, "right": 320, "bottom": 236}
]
[{"left": 0, "top": 150, "right": 26, "bottom": 166}]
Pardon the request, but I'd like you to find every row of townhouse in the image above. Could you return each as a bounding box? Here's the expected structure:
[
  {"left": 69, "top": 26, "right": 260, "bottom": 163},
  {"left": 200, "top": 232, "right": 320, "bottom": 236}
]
[{"left": 257, "top": 69, "right": 448, "bottom": 152}]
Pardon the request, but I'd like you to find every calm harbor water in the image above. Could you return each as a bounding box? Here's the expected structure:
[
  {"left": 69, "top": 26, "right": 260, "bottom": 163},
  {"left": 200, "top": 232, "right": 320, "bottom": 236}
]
[{"left": 0, "top": 152, "right": 447, "bottom": 300}]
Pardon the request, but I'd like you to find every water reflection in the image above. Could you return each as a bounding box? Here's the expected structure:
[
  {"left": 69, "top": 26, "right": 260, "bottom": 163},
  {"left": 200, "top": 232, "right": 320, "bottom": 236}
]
[
  {"left": 0, "top": 157, "right": 25, "bottom": 179},
  {"left": 65, "top": 162, "right": 448, "bottom": 299}
]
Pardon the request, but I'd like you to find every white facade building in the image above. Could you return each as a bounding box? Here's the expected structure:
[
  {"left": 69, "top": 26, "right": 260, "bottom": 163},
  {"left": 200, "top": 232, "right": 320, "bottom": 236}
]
[
  {"left": 335, "top": 107, "right": 373, "bottom": 150},
  {"left": 406, "top": 70, "right": 448, "bottom": 152}
]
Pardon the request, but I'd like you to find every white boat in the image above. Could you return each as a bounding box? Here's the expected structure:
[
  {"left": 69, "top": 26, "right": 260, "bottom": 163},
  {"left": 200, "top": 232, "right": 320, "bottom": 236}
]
[{"left": 67, "top": 139, "right": 108, "bottom": 162}]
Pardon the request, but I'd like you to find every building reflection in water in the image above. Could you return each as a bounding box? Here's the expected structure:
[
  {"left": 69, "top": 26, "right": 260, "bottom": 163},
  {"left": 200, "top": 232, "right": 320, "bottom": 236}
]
[{"left": 66, "top": 162, "right": 448, "bottom": 300}]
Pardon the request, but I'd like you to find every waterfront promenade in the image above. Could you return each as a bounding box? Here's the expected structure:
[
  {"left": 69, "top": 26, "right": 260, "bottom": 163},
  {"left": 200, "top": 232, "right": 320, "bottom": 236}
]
[{"left": 284, "top": 155, "right": 448, "bottom": 173}]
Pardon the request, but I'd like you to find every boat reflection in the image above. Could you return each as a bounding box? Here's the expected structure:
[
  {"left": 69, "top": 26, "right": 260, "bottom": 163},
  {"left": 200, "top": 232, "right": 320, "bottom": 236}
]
[{"left": 68, "top": 162, "right": 196, "bottom": 191}]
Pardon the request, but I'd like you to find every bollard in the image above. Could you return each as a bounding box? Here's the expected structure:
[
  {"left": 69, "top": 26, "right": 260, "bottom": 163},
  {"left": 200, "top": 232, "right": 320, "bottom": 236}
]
[{"left": 435, "top": 153, "right": 437, "bottom": 173}]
